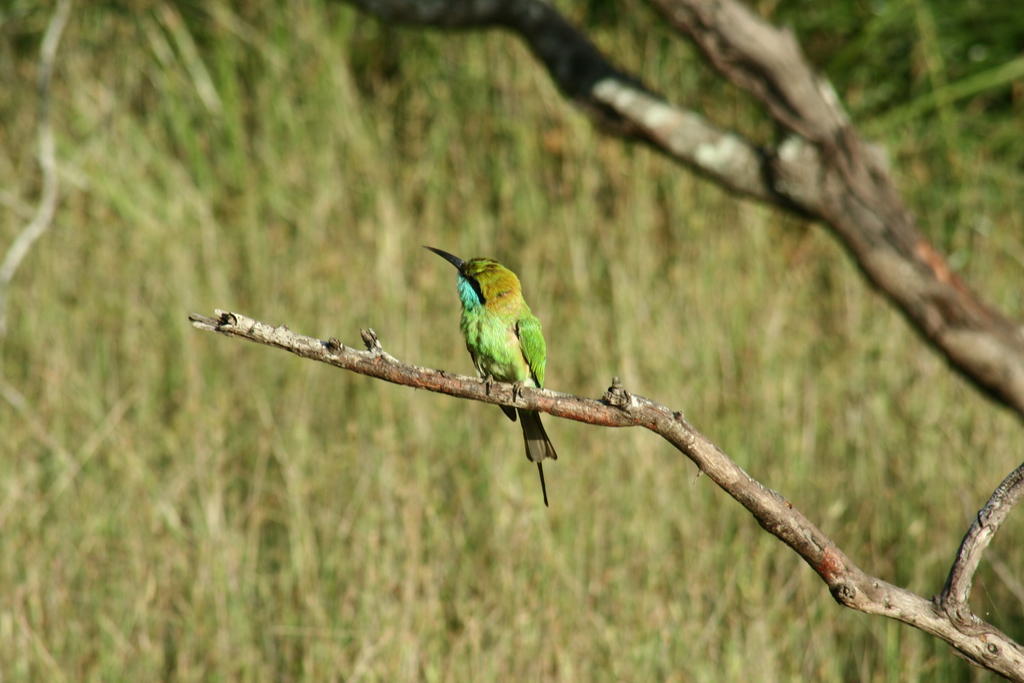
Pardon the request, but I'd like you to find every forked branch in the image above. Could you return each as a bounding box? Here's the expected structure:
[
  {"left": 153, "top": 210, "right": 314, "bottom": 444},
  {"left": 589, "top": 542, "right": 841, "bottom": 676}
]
[
  {"left": 940, "top": 463, "right": 1024, "bottom": 633},
  {"left": 189, "top": 309, "right": 1024, "bottom": 679}
]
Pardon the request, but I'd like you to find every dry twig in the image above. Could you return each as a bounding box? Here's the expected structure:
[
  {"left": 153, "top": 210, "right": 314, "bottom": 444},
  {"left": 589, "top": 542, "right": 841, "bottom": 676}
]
[{"left": 0, "top": 0, "right": 72, "bottom": 336}]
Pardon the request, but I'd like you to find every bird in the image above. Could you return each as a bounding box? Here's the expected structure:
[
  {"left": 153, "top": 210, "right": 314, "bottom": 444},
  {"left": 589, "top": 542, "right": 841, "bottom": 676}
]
[{"left": 425, "top": 246, "right": 557, "bottom": 506}]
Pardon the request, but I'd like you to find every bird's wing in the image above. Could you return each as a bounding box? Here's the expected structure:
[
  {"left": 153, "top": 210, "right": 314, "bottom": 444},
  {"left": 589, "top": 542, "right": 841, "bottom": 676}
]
[{"left": 515, "top": 315, "right": 547, "bottom": 387}]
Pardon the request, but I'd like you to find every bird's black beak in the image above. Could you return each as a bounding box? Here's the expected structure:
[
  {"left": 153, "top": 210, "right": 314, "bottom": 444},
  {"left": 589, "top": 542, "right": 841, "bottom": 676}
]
[{"left": 424, "top": 246, "right": 464, "bottom": 271}]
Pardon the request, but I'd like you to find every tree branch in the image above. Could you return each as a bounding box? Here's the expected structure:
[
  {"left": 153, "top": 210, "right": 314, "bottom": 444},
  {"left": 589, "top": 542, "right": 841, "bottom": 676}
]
[
  {"left": 648, "top": 0, "right": 1024, "bottom": 416},
  {"left": 0, "top": 0, "right": 71, "bottom": 337},
  {"left": 344, "top": 0, "right": 800, "bottom": 207},
  {"left": 339, "top": 0, "right": 1024, "bottom": 423},
  {"left": 189, "top": 309, "right": 1024, "bottom": 679},
  {"left": 939, "top": 463, "right": 1024, "bottom": 634}
]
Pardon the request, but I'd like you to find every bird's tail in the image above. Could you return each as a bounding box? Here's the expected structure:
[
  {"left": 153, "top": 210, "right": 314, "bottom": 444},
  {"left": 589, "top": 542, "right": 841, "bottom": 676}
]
[
  {"left": 518, "top": 409, "right": 557, "bottom": 462},
  {"left": 517, "top": 409, "right": 557, "bottom": 507}
]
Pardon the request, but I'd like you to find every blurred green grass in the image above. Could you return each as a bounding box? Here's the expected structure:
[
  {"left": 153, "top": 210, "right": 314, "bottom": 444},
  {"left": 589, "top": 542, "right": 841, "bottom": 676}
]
[{"left": 1, "top": 1, "right": 1023, "bottom": 680}]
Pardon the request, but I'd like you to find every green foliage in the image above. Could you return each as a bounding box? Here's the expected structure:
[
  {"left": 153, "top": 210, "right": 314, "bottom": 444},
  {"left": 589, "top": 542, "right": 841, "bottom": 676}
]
[{"left": 1, "top": 1, "right": 1022, "bottom": 680}]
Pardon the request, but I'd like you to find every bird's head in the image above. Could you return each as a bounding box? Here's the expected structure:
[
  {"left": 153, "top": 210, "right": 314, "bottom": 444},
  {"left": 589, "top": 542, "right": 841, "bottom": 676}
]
[{"left": 425, "top": 246, "right": 521, "bottom": 311}]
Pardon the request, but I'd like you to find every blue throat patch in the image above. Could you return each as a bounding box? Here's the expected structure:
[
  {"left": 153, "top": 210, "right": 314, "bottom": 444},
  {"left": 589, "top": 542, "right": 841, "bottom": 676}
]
[{"left": 457, "top": 275, "right": 483, "bottom": 310}]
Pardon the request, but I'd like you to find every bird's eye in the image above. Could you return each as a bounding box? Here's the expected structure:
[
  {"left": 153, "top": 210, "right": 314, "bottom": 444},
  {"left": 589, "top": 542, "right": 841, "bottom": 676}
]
[{"left": 468, "top": 277, "right": 486, "bottom": 304}]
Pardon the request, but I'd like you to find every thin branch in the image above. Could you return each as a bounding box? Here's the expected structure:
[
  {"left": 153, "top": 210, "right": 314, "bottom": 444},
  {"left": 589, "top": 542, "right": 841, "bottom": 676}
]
[
  {"left": 340, "top": 0, "right": 1024, "bottom": 423},
  {"left": 940, "top": 463, "right": 1024, "bottom": 631},
  {"left": 190, "top": 309, "right": 1024, "bottom": 679},
  {"left": 0, "top": 0, "right": 72, "bottom": 337}
]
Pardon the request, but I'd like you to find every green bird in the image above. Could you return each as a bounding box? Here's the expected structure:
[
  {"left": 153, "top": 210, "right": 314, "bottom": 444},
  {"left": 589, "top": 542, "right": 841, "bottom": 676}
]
[{"left": 426, "top": 246, "right": 558, "bottom": 506}]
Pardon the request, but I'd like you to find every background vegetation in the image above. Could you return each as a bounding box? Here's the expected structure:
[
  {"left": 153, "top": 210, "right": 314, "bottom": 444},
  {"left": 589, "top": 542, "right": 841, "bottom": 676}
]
[{"left": 2, "top": 1, "right": 1023, "bottom": 679}]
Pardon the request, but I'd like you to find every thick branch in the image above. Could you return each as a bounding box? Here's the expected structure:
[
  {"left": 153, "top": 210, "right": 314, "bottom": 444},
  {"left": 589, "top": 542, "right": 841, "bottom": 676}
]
[
  {"left": 341, "top": 0, "right": 1024, "bottom": 423},
  {"left": 190, "top": 309, "right": 1024, "bottom": 678},
  {"left": 344, "top": 0, "right": 797, "bottom": 206},
  {"left": 649, "top": 0, "right": 1024, "bottom": 417}
]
